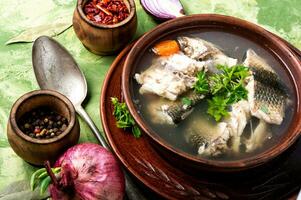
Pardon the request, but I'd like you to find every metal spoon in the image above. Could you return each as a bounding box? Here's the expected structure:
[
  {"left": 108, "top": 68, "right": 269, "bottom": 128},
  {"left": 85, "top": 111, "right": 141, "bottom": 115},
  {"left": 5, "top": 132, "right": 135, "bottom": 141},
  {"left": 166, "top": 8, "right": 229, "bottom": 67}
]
[{"left": 32, "top": 36, "right": 146, "bottom": 200}]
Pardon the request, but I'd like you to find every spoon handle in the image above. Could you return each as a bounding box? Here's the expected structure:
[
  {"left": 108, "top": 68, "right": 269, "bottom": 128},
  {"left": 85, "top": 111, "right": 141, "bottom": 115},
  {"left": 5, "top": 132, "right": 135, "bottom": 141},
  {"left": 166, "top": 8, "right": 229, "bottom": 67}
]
[
  {"left": 76, "top": 105, "right": 110, "bottom": 149},
  {"left": 76, "top": 105, "right": 147, "bottom": 200}
]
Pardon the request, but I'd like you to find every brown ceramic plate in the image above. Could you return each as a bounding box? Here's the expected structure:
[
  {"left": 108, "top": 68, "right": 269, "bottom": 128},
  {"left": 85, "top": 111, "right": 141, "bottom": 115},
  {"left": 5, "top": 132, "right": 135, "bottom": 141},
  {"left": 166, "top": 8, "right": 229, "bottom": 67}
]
[
  {"left": 122, "top": 14, "right": 301, "bottom": 172},
  {"left": 100, "top": 42, "right": 301, "bottom": 199}
]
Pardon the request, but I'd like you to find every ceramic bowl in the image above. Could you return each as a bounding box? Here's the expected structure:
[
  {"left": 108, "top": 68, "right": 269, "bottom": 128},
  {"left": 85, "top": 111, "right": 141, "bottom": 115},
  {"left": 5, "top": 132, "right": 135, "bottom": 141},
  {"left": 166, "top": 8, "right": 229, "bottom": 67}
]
[
  {"left": 73, "top": 0, "right": 137, "bottom": 55},
  {"left": 122, "top": 14, "right": 301, "bottom": 172},
  {"left": 7, "top": 90, "right": 80, "bottom": 166}
]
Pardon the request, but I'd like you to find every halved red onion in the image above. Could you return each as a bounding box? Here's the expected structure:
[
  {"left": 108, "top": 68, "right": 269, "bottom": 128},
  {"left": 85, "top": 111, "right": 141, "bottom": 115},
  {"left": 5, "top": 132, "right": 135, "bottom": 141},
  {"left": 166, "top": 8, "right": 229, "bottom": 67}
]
[{"left": 140, "top": 0, "right": 185, "bottom": 21}]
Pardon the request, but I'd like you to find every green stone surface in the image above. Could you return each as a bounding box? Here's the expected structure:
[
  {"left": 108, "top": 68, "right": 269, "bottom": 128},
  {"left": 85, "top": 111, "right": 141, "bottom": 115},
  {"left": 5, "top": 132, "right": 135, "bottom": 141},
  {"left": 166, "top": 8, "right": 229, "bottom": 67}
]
[{"left": 0, "top": 0, "right": 300, "bottom": 190}]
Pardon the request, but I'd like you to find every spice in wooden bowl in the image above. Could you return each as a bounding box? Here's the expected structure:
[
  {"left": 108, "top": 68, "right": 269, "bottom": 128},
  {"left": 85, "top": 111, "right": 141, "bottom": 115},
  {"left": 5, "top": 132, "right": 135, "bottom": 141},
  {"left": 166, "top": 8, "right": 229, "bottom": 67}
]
[
  {"left": 18, "top": 107, "right": 69, "bottom": 139},
  {"left": 18, "top": 107, "right": 68, "bottom": 139},
  {"left": 73, "top": 0, "right": 137, "bottom": 55},
  {"left": 84, "top": 0, "right": 130, "bottom": 25},
  {"left": 7, "top": 90, "right": 80, "bottom": 165}
]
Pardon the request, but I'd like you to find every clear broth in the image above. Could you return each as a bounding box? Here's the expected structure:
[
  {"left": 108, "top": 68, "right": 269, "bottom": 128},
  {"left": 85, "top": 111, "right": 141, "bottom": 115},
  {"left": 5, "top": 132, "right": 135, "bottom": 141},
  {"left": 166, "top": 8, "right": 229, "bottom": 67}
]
[{"left": 132, "top": 30, "right": 295, "bottom": 161}]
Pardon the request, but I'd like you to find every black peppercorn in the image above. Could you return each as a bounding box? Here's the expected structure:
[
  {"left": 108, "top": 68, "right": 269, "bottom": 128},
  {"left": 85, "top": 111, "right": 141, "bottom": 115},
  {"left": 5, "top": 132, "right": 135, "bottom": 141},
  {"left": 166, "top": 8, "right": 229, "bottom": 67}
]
[{"left": 18, "top": 107, "right": 69, "bottom": 139}]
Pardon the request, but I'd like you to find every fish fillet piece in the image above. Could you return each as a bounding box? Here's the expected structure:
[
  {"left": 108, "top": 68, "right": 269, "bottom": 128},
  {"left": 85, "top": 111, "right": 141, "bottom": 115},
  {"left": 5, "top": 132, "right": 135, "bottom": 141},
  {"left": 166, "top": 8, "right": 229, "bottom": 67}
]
[
  {"left": 177, "top": 36, "right": 238, "bottom": 69},
  {"left": 135, "top": 53, "right": 206, "bottom": 101},
  {"left": 161, "top": 92, "right": 205, "bottom": 124},
  {"left": 244, "top": 49, "right": 287, "bottom": 125},
  {"left": 245, "top": 120, "right": 271, "bottom": 152},
  {"left": 186, "top": 117, "right": 230, "bottom": 157},
  {"left": 145, "top": 92, "right": 205, "bottom": 125},
  {"left": 146, "top": 97, "right": 176, "bottom": 125},
  {"left": 186, "top": 100, "right": 251, "bottom": 156},
  {"left": 225, "top": 100, "right": 250, "bottom": 153}
]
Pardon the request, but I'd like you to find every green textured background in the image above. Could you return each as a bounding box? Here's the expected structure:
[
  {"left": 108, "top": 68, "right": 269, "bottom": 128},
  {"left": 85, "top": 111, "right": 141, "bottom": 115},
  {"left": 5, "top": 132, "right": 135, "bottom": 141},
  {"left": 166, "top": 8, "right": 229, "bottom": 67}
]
[{"left": 0, "top": 0, "right": 300, "bottom": 190}]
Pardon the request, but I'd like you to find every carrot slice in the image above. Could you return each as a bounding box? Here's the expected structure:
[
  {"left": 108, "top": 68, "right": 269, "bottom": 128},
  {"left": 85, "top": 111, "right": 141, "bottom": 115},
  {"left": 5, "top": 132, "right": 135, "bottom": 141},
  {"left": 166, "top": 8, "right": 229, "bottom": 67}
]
[{"left": 152, "top": 40, "right": 180, "bottom": 56}]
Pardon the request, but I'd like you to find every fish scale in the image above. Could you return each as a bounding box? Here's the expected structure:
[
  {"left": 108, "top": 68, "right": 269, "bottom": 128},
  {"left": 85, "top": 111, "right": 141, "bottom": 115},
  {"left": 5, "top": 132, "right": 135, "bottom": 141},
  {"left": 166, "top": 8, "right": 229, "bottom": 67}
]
[
  {"left": 245, "top": 49, "right": 287, "bottom": 125},
  {"left": 250, "top": 66, "right": 286, "bottom": 93},
  {"left": 254, "top": 81, "right": 285, "bottom": 114},
  {"left": 163, "top": 93, "right": 205, "bottom": 124}
]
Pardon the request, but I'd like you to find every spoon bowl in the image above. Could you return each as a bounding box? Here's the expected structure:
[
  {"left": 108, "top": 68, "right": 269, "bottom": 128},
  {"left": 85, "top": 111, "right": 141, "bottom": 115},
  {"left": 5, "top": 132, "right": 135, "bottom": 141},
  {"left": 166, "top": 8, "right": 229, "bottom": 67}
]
[{"left": 32, "top": 36, "right": 87, "bottom": 107}]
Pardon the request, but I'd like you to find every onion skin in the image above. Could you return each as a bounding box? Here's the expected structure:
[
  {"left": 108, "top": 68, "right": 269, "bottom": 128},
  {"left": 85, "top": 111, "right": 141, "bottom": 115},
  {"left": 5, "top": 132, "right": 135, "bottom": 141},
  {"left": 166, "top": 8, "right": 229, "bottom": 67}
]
[
  {"left": 50, "top": 143, "right": 125, "bottom": 200},
  {"left": 140, "top": 0, "right": 185, "bottom": 21}
]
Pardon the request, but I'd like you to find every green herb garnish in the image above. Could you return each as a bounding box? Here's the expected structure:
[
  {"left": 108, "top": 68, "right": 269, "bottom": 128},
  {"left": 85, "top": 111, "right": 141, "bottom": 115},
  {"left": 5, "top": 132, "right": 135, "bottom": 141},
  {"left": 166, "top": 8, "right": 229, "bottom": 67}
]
[
  {"left": 193, "top": 70, "right": 209, "bottom": 94},
  {"left": 209, "top": 65, "right": 249, "bottom": 95},
  {"left": 194, "top": 65, "right": 249, "bottom": 121},
  {"left": 182, "top": 97, "right": 192, "bottom": 107},
  {"left": 111, "top": 97, "right": 142, "bottom": 138},
  {"left": 207, "top": 96, "right": 230, "bottom": 121}
]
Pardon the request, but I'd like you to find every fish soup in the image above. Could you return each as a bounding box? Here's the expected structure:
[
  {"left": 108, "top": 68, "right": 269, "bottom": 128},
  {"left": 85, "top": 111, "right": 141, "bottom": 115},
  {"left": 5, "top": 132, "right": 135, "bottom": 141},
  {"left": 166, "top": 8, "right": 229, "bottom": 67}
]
[{"left": 132, "top": 30, "right": 295, "bottom": 161}]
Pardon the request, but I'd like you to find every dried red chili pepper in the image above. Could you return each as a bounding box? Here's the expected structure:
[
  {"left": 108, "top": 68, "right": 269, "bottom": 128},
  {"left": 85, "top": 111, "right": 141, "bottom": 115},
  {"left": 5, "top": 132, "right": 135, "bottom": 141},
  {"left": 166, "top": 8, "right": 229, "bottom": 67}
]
[{"left": 84, "top": 0, "right": 129, "bottom": 25}]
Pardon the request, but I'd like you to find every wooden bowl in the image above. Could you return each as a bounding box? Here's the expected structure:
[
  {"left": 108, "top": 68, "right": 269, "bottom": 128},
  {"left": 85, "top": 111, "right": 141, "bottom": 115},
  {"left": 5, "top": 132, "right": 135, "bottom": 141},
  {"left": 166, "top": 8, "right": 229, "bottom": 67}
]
[
  {"left": 122, "top": 14, "right": 301, "bottom": 172},
  {"left": 7, "top": 90, "right": 80, "bottom": 166},
  {"left": 101, "top": 44, "right": 301, "bottom": 199},
  {"left": 72, "top": 0, "right": 137, "bottom": 55}
]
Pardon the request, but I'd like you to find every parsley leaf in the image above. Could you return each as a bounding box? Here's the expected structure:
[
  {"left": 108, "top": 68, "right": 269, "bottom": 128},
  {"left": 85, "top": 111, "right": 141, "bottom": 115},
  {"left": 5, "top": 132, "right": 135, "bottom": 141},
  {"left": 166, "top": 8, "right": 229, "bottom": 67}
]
[
  {"left": 132, "top": 126, "right": 142, "bottom": 138},
  {"left": 205, "top": 65, "right": 249, "bottom": 121},
  {"left": 111, "top": 97, "right": 142, "bottom": 138},
  {"left": 207, "top": 96, "right": 230, "bottom": 121},
  {"left": 193, "top": 71, "right": 209, "bottom": 94},
  {"left": 182, "top": 97, "right": 192, "bottom": 106},
  {"left": 227, "top": 83, "right": 248, "bottom": 104}
]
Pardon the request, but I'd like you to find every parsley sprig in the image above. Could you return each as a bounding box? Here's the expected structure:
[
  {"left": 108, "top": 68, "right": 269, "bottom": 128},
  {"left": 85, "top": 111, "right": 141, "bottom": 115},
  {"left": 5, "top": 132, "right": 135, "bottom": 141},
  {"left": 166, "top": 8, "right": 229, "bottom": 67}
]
[
  {"left": 207, "top": 96, "right": 230, "bottom": 121},
  {"left": 182, "top": 97, "right": 192, "bottom": 107},
  {"left": 193, "top": 70, "right": 209, "bottom": 94},
  {"left": 193, "top": 65, "right": 249, "bottom": 121},
  {"left": 111, "top": 97, "right": 141, "bottom": 138}
]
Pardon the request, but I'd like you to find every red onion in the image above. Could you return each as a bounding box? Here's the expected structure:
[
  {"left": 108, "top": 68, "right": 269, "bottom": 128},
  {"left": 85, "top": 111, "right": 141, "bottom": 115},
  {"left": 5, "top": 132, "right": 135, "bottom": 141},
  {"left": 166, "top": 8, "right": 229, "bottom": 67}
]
[
  {"left": 49, "top": 143, "right": 125, "bottom": 200},
  {"left": 140, "top": 0, "right": 185, "bottom": 21}
]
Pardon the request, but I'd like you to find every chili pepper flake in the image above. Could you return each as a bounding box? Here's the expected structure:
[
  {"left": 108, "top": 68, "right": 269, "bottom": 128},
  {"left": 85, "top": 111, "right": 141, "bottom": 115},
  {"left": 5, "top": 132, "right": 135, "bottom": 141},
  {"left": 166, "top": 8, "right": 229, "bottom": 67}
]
[{"left": 84, "top": 0, "right": 130, "bottom": 25}]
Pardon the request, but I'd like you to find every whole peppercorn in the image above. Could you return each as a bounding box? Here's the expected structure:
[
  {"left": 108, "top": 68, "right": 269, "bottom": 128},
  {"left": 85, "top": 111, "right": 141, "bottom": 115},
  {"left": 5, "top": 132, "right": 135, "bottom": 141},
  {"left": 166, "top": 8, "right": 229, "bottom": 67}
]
[{"left": 18, "top": 107, "right": 69, "bottom": 139}]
